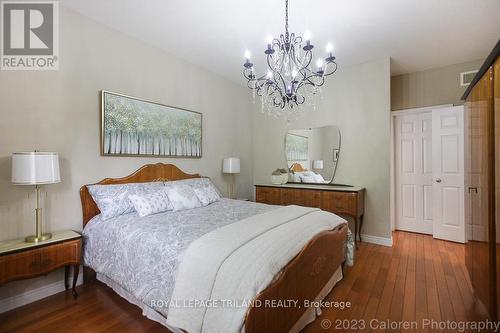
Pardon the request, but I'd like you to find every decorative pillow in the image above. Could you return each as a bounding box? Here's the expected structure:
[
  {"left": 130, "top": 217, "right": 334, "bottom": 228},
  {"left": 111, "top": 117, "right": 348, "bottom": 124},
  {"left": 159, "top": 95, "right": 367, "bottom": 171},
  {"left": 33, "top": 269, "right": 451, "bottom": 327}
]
[
  {"left": 129, "top": 188, "right": 172, "bottom": 217},
  {"left": 191, "top": 180, "right": 221, "bottom": 206},
  {"left": 300, "top": 173, "right": 326, "bottom": 183},
  {"left": 87, "top": 182, "right": 164, "bottom": 220},
  {"left": 291, "top": 173, "right": 301, "bottom": 182},
  {"left": 313, "top": 173, "right": 326, "bottom": 183},
  {"left": 171, "top": 178, "right": 223, "bottom": 197},
  {"left": 299, "top": 174, "right": 317, "bottom": 183},
  {"left": 164, "top": 184, "right": 202, "bottom": 212}
]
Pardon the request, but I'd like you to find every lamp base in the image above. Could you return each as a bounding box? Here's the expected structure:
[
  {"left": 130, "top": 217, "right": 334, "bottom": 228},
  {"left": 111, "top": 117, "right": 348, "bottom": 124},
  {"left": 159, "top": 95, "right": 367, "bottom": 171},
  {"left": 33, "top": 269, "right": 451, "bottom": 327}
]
[{"left": 25, "top": 233, "right": 52, "bottom": 243}]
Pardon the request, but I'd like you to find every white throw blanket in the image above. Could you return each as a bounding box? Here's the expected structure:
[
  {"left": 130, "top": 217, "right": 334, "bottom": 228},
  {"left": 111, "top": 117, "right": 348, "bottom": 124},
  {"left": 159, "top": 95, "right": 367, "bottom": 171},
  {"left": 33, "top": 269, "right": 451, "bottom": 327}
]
[{"left": 166, "top": 205, "right": 350, "bottom": 333}]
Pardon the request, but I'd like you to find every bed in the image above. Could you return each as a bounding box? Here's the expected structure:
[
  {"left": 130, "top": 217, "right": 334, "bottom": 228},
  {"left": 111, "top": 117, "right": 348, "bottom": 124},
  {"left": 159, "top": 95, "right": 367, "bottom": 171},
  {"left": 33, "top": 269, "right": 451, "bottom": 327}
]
[{"left": 80, "top": 163, "right": 353, "bottom": 333}]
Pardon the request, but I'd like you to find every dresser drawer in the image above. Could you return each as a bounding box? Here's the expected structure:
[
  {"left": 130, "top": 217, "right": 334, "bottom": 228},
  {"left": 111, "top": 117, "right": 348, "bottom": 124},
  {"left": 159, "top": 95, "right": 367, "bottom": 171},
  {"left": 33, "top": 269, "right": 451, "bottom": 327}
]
[
  {"left": 256, "top": 187, "right": 282, "bottom": 205},
  {"left": 321, "top": 191, "right": 358, "bottom": 215},
  {"left": 0, "top": 249, "right": 40, "bottom": 284},
  {"left": 39, "top": 240, "right": 81, "bottom": 273},
  {"left": 281, "top": 189, "right": 322, "bottom": 208}
]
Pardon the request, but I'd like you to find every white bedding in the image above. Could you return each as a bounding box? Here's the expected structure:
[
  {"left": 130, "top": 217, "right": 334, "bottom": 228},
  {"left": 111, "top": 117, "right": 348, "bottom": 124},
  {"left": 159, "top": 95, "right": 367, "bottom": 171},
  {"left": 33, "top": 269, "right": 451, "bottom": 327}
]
[
  {"left": 83, "top": 199, "right": 353, "bottom": 332},
  {"left": 166, "top": 205, "right": 349, "bottom": 333}
]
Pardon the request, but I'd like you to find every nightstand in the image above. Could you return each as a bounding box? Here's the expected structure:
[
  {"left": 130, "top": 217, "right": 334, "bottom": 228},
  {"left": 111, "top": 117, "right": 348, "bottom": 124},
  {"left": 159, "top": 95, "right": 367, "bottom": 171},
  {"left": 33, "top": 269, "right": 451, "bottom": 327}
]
[{"left": 0, "top": 230, "right": 82, "bottom": 298}]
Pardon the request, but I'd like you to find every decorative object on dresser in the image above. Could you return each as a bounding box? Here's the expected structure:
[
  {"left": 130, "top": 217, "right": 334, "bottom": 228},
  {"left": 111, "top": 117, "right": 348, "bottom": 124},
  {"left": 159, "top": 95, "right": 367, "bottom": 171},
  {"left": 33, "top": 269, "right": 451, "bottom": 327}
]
[
  {"left": 271, "top": 168, "right": 289, "bottom": 184},
  {"left": 255, "top": 184, "right": 365, "bottom": 247},
  {"left": 0, "top": 230, "right": 82, "bottom": 298},
  {"left": 101, "top": 90, "right": 202, "bottom": 158},
  {"left": 222, "top": 157, "right": 240, "bottom": 199},
  {"left": 11, "top": 151, "right": 61, "bottom": 243}
]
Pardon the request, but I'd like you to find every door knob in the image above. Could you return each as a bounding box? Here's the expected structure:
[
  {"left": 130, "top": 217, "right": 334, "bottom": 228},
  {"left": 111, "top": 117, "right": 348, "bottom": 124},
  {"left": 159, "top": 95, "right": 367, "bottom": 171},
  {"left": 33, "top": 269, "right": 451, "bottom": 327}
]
[{"left": 435, "top": 178, "right": 442, "bottom": 183}]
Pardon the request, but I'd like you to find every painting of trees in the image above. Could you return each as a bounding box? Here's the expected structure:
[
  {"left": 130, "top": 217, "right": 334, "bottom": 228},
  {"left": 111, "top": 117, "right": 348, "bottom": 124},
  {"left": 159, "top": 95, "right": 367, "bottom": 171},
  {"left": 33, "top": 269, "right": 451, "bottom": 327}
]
[
  {"left": 286, "top": 133, "right": 308, "bottom": 161},
  {"left": 102, "top": 91, "right": 202, "bottom": 157}
]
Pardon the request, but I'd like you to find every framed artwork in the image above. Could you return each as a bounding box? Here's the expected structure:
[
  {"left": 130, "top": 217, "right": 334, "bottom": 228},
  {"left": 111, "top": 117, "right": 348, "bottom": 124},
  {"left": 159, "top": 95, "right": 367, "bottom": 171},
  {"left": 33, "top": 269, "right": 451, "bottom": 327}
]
[
  {"left": 285, "top": 133, "right": 308, "bottom": 161},
  {"left": 101, "top": 91, "right": 202, "bottom": 157}
]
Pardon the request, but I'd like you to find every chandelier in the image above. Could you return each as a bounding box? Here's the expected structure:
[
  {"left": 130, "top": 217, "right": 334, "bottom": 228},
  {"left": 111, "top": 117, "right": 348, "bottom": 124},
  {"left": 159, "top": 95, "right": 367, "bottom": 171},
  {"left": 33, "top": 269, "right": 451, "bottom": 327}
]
[{"left": 243, "top": 0, "right": 337, "bottom": 118}]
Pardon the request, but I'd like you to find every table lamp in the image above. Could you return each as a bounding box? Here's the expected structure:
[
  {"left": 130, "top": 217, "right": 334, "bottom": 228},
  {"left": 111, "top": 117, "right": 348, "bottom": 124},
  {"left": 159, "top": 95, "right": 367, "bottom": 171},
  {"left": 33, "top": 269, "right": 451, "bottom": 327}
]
[
  {"left": 12, "top": 152, "right": 61, "bottom": 243},
  {"left": 313, "top": 159, "right": 324, "bottom": 170},
  {"left": 222, "top": 157, "right": 240, "bottom": 199}
]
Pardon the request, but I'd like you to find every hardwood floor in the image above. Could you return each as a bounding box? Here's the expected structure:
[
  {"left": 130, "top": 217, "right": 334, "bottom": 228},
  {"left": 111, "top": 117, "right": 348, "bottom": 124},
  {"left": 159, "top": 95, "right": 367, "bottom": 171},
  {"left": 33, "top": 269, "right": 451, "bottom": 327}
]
[{"left": 0, "top": 231, "right": 492, "bottom": 333}]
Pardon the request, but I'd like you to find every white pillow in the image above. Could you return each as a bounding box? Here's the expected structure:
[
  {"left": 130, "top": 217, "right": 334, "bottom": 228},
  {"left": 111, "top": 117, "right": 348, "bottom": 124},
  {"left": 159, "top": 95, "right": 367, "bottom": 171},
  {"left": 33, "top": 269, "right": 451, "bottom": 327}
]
[
  {"left": 87, "top": 181, "right": 164, "bottom": 220},
  {"left": 299, "top": 174, "right": 317, "bottom": 183},
  {"left": 192, "top": 180, "right": 221, "bottom": 206},
  {"left": 300, "top": 173, "right": 326, "bottom": 183},
  {"left": 313, "top": 173, "right": 326, "bottom": 183},
  {"left": 129, "top": 188, "right": 172, "bottom": 217},
  {"left": 165, "top": 184, "right": 202, "bottom": 212}
]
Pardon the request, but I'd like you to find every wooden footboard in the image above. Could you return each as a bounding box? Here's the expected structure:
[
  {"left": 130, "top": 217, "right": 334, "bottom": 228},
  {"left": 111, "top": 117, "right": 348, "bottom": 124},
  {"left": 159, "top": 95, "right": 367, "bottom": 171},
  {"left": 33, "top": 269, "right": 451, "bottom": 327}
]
[{"left": 245, "top": 223, "right": 348, "bottom": 333}]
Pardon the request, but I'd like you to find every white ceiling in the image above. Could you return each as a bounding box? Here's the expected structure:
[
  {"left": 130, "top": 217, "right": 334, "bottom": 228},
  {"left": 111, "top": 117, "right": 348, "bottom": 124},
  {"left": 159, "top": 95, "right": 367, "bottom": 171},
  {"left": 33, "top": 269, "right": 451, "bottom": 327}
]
[{"left": 62, "top": 0, "right": 499, "bottom": 84}]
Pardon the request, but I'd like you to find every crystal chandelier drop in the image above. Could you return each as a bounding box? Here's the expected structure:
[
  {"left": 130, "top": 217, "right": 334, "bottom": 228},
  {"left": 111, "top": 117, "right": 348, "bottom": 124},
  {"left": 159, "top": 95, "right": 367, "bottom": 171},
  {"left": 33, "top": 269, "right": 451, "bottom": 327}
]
[{"left": 243, "top": 0, "right": 337, "bottom": 119}]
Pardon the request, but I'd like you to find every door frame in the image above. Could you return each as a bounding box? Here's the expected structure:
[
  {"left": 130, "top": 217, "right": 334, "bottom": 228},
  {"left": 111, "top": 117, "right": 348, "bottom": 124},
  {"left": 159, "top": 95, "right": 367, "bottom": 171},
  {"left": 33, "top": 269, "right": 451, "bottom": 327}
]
[{"left": 390, "top": 104, "right": 454, "bottom": 232}]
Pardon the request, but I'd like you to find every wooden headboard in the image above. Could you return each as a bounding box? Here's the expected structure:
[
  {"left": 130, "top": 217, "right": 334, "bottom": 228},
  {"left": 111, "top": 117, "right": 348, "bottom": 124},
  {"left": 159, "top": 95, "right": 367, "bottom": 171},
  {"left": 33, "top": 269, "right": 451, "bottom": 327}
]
[
  {"left": 80, "top": 163, "right": 201, "bottom": 226},
  {"left": 290, "top": 163, "right": 307, "bottom": 172}
]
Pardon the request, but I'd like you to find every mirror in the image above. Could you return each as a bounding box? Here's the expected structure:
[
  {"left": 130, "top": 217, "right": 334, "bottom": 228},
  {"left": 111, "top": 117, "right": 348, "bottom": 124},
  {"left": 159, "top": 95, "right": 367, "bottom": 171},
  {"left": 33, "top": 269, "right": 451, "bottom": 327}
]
[{"left": 284, "top": 125, "right": 341, "bottom": 184}]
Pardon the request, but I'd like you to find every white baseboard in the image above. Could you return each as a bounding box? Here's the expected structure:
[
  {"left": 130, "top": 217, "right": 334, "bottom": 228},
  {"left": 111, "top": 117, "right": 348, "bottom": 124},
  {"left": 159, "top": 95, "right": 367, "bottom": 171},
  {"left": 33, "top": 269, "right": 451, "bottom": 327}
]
[
  {"left": 360, "top": 234, "right": 393, "bottom": 247},
  {"left": 0, "top": 271, "right": 83, "bottom": 314}
]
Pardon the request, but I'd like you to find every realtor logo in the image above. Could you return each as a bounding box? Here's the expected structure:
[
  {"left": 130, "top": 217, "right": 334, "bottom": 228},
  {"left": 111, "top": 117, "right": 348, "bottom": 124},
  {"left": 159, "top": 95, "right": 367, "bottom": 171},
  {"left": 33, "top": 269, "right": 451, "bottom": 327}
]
[{"left": 1, "top": 1, "right": 59, "bottom": 70}]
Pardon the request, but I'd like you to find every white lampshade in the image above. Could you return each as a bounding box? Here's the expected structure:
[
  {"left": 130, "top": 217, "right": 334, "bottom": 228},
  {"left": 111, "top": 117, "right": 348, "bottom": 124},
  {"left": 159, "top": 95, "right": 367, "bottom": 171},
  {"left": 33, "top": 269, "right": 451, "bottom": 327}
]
[
  {"left": 12, "top": 152, "right": 61, "bottom": 185},
  {"left": 313, "top": 159, "right": 324, "bottom": 170},
  {"left": 222, "top": 157, "right": 240, "bottom": 174}
]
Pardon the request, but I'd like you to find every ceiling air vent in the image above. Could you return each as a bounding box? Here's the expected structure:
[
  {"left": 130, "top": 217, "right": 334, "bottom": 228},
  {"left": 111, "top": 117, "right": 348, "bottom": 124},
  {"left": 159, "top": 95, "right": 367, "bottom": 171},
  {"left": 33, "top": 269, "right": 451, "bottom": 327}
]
[{"left": 460, "top": 70, "right": 478, "bottom": 87}]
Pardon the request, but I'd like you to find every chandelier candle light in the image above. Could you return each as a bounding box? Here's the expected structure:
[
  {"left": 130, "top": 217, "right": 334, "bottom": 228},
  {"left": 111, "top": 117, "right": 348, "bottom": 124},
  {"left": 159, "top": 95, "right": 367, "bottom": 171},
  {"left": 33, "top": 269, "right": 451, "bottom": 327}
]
[{"left": 243, "top": 0, "right": 337, "bottom": 119}]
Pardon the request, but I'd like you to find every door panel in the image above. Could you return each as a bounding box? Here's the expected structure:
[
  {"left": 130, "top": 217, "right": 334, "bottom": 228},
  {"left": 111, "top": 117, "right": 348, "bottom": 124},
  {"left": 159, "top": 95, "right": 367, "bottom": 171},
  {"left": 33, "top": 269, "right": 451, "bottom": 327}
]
[
  {"left": 395, "top": 112, "right": 433, "bottom": 234},
  {"left": 423, "top": 185, "right": 433, "bottom": 221},
  {"left": 432, "top": 106, "right": 465, "bottom": 243},
  {"left": 442, "top": 186, "right": 460, "bottom": 226}
]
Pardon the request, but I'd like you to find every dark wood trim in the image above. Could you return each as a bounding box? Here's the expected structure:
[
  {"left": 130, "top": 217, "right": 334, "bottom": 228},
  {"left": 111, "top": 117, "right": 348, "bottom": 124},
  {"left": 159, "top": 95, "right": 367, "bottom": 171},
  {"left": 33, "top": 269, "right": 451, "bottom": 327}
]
[
  {"left": 245, "top": 224, "right": 347, "bottom": 333},
  {"left": 487, "top": 65, "right": 497, "bottom": 319},
  {"left": 462, "top": 39, "right": 500, "bottom": 100},
  {"left": 0, "top": 239, "right": 82, "bottom": 288}
]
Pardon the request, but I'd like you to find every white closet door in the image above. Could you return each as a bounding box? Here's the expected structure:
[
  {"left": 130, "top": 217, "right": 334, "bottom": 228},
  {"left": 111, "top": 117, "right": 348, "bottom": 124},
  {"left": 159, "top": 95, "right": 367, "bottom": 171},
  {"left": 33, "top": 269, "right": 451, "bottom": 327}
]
[
  {"left": 395, "top": 112, "right": 433, "bottom": 234},
  {"left": 432, "top": 106, "right": 465, "bottom": 243}
]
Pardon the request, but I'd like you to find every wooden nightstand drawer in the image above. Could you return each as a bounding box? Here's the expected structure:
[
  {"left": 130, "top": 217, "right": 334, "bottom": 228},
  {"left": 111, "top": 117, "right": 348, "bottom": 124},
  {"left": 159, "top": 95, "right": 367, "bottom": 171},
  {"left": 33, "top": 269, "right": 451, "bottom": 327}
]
[
  {"left": 0, "top": 249, "right": 40, "bottom": 284},
  {"left": 0, "top": 230, "right": 82, "bottom": 297},
  {"left": 39, "top": 239, "right": 81, "bottom": 274}
]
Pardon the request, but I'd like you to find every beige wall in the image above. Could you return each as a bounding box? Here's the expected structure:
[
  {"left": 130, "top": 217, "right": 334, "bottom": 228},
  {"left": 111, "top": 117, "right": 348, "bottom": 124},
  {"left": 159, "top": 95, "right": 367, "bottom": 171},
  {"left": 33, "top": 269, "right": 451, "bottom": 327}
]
[
  {"left": 391, "top": 59, "right": 484, "bottom": 110},
  {"left": 0, "top": 8, "right": 253, "bottom": 301},
  {"left": 253, "top": 58, "right": 392, "bottom": 239}
]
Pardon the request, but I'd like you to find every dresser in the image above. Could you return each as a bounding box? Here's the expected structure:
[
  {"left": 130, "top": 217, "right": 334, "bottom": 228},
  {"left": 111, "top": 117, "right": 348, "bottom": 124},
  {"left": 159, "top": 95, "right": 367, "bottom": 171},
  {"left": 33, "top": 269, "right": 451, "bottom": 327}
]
[
  {"left": 0, "top": 230, "right": 82, "bottom": 298},
  {"left": 255, "top": 184, "right": 365, "bottom": 245}
]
